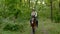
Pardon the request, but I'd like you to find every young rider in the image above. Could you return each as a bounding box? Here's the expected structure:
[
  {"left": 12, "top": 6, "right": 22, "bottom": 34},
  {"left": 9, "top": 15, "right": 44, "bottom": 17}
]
[{"left": 31, "top": 8, "right": 38, "bottom": 27}]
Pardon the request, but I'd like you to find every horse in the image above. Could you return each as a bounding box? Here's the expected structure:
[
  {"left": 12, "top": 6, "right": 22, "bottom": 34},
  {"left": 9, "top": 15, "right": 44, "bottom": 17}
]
[{"left": 30, "top": 16, "right": 37, "bottom": 34}]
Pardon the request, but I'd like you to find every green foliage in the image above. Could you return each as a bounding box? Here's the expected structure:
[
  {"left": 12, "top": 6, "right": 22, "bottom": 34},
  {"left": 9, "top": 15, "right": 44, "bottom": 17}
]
[
  {"left": 54, "top": 15, "right": 60, "bottom": 23},
  {"left": 52, "top": 1, "right": 60, "bottom": 23},
  {"left": 53, "top": 10, "right": 60, "bottom": 23},
  {"left": 0, "top": 16, "right": 3, "bottom": 24},
  {"left": 3, "top": 24, "right": 24, "bottom": 32},
  {"left": 0, "top": 19, "right": 2, "bottom": 24},
  {"left": 0, "top": 0, "right": 59, "bottom": 23},
  {"left": 3, "top": 24, "right": 19, "bottom": 31}
]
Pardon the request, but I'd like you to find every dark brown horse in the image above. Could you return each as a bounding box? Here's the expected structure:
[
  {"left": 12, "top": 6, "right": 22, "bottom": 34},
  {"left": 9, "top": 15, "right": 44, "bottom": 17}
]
[{"left": 30, "top": 16, "right": 37, "bottom": 34}]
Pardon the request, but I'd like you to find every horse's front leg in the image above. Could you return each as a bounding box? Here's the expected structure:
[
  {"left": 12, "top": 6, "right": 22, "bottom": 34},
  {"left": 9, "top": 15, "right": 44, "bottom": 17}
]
[{"left": 32, "top": 27, "right": 35, "bottom": 34}]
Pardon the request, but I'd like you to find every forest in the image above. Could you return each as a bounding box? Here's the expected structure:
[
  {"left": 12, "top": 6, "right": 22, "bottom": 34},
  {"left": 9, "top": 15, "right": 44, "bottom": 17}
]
[{"left": 0, "top": 0, "right": 60, "bottom": 34}]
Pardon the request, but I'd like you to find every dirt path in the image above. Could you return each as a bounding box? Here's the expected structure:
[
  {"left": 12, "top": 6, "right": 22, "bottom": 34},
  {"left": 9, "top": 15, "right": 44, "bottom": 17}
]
[
  {"left": 30, "top": 21, "right": 49, "bottom": 34},
  {"left": 41, "top": 22, "right": 48, "bottom": 34}
]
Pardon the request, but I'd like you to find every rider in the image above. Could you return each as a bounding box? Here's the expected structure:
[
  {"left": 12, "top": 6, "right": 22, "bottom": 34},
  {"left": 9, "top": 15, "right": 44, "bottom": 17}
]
[{"left": 31, "top": 8, "right": 38, "bottom": 27}]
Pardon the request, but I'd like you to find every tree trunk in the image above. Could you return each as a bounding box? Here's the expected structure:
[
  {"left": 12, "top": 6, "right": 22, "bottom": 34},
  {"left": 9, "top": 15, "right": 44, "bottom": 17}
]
[
  {"left": 59, "top": 2, "right": 60, "bottom": 8},
  {"left": 50, "top": 0, "right": 53, "bottom": 21},
  {"left": 28, "top": 0, "right": 30, "bottom": 8}
]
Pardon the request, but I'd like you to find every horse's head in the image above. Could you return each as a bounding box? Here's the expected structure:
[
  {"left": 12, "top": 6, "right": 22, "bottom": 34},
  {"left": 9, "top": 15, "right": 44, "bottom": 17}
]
[
  {"left": 31, "top": 16, "right": 36, "bottom": 24},
  {"left": 32, "top": 17, "right": 34, "bottom": 24}
]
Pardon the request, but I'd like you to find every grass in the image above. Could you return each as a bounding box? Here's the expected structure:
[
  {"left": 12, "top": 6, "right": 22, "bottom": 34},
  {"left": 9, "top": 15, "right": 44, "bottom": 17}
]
[{"left": 0, "top": 18, "right": 60, "bottom": 34}]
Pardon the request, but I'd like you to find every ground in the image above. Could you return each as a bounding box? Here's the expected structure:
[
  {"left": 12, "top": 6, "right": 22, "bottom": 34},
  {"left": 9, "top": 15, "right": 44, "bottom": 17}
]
[{"left": 0, "top": 18, "right": 60, "bottom": 34}]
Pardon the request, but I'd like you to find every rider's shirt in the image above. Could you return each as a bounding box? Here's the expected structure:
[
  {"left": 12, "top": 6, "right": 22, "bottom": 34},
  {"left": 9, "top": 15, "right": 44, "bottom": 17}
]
[{"left": 31, "top": 11, "right": 37, "bottom": 17}]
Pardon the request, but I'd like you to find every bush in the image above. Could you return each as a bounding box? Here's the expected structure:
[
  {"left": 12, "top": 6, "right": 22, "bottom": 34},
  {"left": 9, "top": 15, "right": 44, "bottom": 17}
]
[
  {"left": 3, "top": 24, "right": 24, "bottom": 32},
  {"left": 54, "top": 14, "right": 60, "bottom": 23},
  {"left": 53, "top": 9, "right": 60, "bottom": 23}
]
